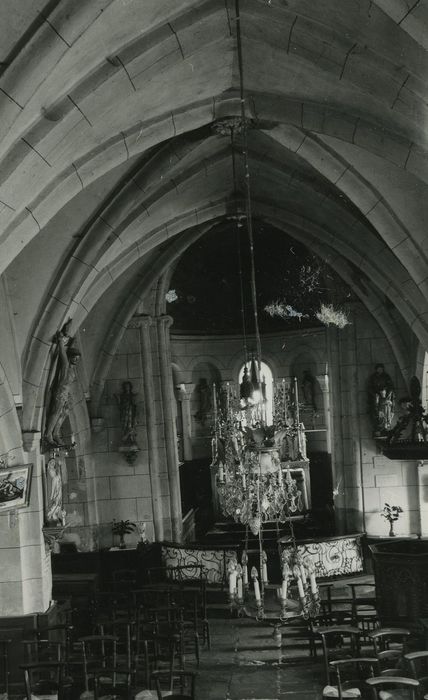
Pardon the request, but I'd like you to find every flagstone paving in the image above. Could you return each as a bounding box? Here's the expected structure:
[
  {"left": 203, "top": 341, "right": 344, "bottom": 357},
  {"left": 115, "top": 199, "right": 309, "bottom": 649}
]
[{"left": 190, "top": 616, "right": 324, "bottom": 699}]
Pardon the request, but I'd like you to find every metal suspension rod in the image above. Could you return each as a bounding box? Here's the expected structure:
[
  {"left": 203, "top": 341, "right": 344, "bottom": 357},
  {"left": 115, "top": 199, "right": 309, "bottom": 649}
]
[{"left": 235, "top": 0, "right": 262, "bottom": 370}]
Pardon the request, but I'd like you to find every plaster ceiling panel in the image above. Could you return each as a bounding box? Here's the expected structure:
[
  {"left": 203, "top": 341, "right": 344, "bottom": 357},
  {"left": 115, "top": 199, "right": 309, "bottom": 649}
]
[
  {"left": 398, "top": 2, "right": 428, "bottom": 51},
  {"left": 4, "top": 156, "right": 138, "bottom": 357},
  {"left": 317, "top": 134, "right": 428, "bottom": 251},
  {"left": 48, "top": 0, "right": 115, "bottom": 47},
  {"left": 0, "top": 0, "right": 46, "bottom": 62},
  {"left": 8, "top": 0, "right": 203, "bottom": 121}
]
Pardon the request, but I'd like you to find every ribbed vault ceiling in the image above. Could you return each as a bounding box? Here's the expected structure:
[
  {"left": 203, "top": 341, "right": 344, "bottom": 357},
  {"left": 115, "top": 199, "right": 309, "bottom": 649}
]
[{"left": 0, "top": 0, "right": 427, "bottom": 428}]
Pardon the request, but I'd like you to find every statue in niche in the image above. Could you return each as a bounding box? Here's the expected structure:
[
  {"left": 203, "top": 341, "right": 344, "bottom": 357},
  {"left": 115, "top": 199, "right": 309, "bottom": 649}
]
[
  {"left": 368, "top": 363, "right": 395, "bottom": 437},
  {"left": 46, "top": 458, "right": 66, "bottom": 526},
  {"left": 194, "top": 378, "right": 212, "bottom": 425},
  {"left": 45, "top": 320, "right": 81, "bottom": 447},
  {"left": 116, "top": 381, "right": 138, "bottom": 445},
  {"left": 301, "top": 370, "right": 317, "bottom": 411}
]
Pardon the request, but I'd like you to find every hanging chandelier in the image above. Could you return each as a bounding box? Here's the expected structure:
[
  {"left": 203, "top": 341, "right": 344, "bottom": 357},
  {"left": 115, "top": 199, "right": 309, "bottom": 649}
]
[{"left": 208, "top": 0, "right": 321, "bottom": 622}]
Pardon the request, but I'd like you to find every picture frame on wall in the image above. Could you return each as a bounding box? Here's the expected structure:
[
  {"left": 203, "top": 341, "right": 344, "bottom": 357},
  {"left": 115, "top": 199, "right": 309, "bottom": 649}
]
[{"left": 0, "top": 464, "right": 33, "bottom": 512}]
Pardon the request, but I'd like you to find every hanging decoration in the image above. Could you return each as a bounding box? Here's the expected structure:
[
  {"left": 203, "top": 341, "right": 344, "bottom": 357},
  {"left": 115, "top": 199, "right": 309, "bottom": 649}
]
[{"left": 210, "top": 0, "right": 320, "bottom": 622}]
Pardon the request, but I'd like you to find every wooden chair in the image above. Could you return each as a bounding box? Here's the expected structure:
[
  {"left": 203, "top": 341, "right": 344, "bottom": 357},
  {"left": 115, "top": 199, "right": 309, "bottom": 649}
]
[
  {"left": 23, "top": 640, "right": 63, "bottom": 664},
  {"left": 322, "top": 657, "right": 379, "bottom": 699},
  {"left": 151, "top": 669, "right": 197, "bottom": 699},
  {"left": 93, "top": 666, "right": 133, "bottom": 700},
  {"left": 133, "top": 636, "right": 181, "bottom": 700},
  {"left": 316, "top": 626, "right": 362, "bottom": 685},
  {"left": 96, "top": 621, "right": 134, "bottom": 668},
  {"left": 365, "top": 675, "right": 419, "bottom": 699},
  {"left": 21, "top": 660, "right": 68, "bottom": 700},
  {"left": 78, "top": 634, "right": 118, "bottom": 692},
  {"left": 346, "top": 583, "right": 379, "bottom": 641},
  {"left": 403, "top": 650, "right": 428, "bottom": 696},
  {"left": 369, "top": 629, "right": 412, "bottom": 676}
]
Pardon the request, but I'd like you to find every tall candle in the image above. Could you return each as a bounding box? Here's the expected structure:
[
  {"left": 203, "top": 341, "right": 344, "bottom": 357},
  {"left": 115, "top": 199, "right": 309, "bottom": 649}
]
[
  {"left": 297, "top": 578, "right": 305, "bottom": 599},
  {"left": 262, "top": 562, "right": 268, "bottom": 583},
  {"left": 237, "top": 577, "right": 243, "bottom": 600},
  {"left": 252, "top": 567, "right": 261, "bottom": 602},
  {"left": 243, "top": 565, "right": 248, "bottom": 586},
  {"left": 300, "top": 565, "right": 307, "bottom": 585},
  {"left": 262, "top": 552, "right": 268, "bottom": 583},
  {"left": 281, "top": 578, "right": 288, "bottom": 601},
  {"left": 219, "top": 464, "right": 224, "bottom": 482},
  {"left": 254, "top": 577, "right": 261, "bottom": 602},
  {"left": 229, "top": 571, "right": 237, "bottom": 595},
  {"left": 309, "top": 572, "right": 317, "bottom": 595}
]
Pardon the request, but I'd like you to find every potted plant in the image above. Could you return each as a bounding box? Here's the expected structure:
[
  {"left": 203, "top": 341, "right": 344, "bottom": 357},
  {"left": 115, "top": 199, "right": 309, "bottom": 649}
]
[
  {"left": 381, "top": 503, "right": 403, "bottom": 537},
  {"left": 112, "top": 519, "right": 136, "bottom": 549}
]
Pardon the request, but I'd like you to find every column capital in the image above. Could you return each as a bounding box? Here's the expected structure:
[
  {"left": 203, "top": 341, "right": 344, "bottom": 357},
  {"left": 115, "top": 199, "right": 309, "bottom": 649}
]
[
  {"left": 176, "top": 383, "right": 196, "bottom": 400},
  {"left": 128, "top": 314, "right": 152, "bottom": 330},
  {"left": 156, "top": 314, "right": 174, "bottom": 329}
]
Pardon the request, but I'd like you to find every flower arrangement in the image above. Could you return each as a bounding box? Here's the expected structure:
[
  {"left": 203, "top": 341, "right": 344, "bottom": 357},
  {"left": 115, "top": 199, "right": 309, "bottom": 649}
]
[
  {"left": 381, "top": 503, "right": 403, "bottom": 537},
  {"left": 315, "top": 303, "right": 350, "bottom": 329},
  {"left": 112, "top": 519, "right": 136, "bottom": 548}
]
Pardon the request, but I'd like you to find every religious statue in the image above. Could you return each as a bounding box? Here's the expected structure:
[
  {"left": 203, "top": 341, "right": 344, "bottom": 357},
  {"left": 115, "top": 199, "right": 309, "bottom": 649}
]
[
  {"left": 45, "top": 320, "right": 81, "bottom": 447},
  {"left": 46, "top": 458, "right": 66, "bottom": 526},
  {"left": 388, "top": 378, "right": 428, "bottom": 445},
  {"left": 116, "top": 381, "right": 138, "bottom": 445},
  {"left": 302, "top": 370, "right": 317, "bottom": 411},
  {"left": 194, "top": 377, "right": 212, "bottom": 425},
  {"left": 368, "top": 363, "right": 395, "bottom": 437}
]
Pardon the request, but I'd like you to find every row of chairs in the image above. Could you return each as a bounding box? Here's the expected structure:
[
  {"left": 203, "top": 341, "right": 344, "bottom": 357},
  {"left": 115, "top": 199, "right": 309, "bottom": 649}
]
[
  {"left": 19, "top": 628, "right": 197, "bottom": 699},
  {"left": 319, "top": 625, "right": 428, "bottom": 699},
  {"left": 15, "top": 566, "right": 208, "bottom": 700}
]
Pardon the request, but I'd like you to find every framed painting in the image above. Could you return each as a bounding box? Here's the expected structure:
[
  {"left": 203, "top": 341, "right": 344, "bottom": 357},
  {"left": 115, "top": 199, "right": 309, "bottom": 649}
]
[{"left": 0, "top": 464, "right": 32, "bottom": 511}]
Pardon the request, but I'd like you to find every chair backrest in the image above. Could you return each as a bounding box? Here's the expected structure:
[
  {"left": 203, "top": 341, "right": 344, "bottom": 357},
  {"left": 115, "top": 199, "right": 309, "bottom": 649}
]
[
  {"left": 97, "top": 620, "right": 133, "bottom": 667},
  {"left": 152, "top": 669, "right": 196, "bottom": 699},
  {"left": 23, "top": 639, "right": 62, "bottom": 664},
  {"left": 20, "top": 661, "right": 65, "bottom": 700},
  {"left": 369, "top": 627, "right": 412, "bottom": 674},
  {"left": 404, "top": 650, "right": 428, "bottom": 693},
  {"left": 112, "top": 568, "right": 137, "bottom": 591},
  {"left": 93, "top": 666, "right": 133, "bottom": 700},
  {"left": 328, "top": 657, "right": 380, "bottom": 699},
  {"left": 78, "top": 634, "right": 118, "bottom": 689},
  {"left": 365, "top": 675, "right": 419, "bottom": 699},
  {"left": 316, "top": 625, "right": 362, "bottom": 684}
]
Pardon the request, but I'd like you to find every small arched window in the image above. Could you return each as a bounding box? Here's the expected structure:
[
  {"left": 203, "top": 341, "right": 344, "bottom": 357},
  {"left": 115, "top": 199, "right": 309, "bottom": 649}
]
[{"left": 238, "top": 360, "right": 274, "bottom": 424}]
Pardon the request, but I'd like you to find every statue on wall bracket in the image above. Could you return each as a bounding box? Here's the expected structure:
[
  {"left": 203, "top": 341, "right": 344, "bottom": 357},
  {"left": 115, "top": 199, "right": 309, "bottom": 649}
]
[
  {"left": 116, "top": 381, "right": 140, "bottom": 465},
  {"left": 43, "top": 319, "right": 80, "bottom": 451},
  {"left": 383, "top": 377, "right": 428, "bottom": 459},
  {"left": 368, "top": 363, "right": 395, "bottom": 438}
]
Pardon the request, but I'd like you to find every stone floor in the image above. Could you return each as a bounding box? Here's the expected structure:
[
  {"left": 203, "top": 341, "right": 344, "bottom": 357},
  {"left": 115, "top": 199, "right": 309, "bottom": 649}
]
[{"left": 190, "top": 615, "right": 325, "bottom": 699}]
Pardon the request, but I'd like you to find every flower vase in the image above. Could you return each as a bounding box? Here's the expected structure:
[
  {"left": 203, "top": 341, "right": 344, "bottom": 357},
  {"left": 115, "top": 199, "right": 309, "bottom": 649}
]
[
  {"left": 119, "top": 534, "right": 126, "bottom": 549},
  {"left": 388, "top": 522, "right": 395, "bottom": 537}
]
